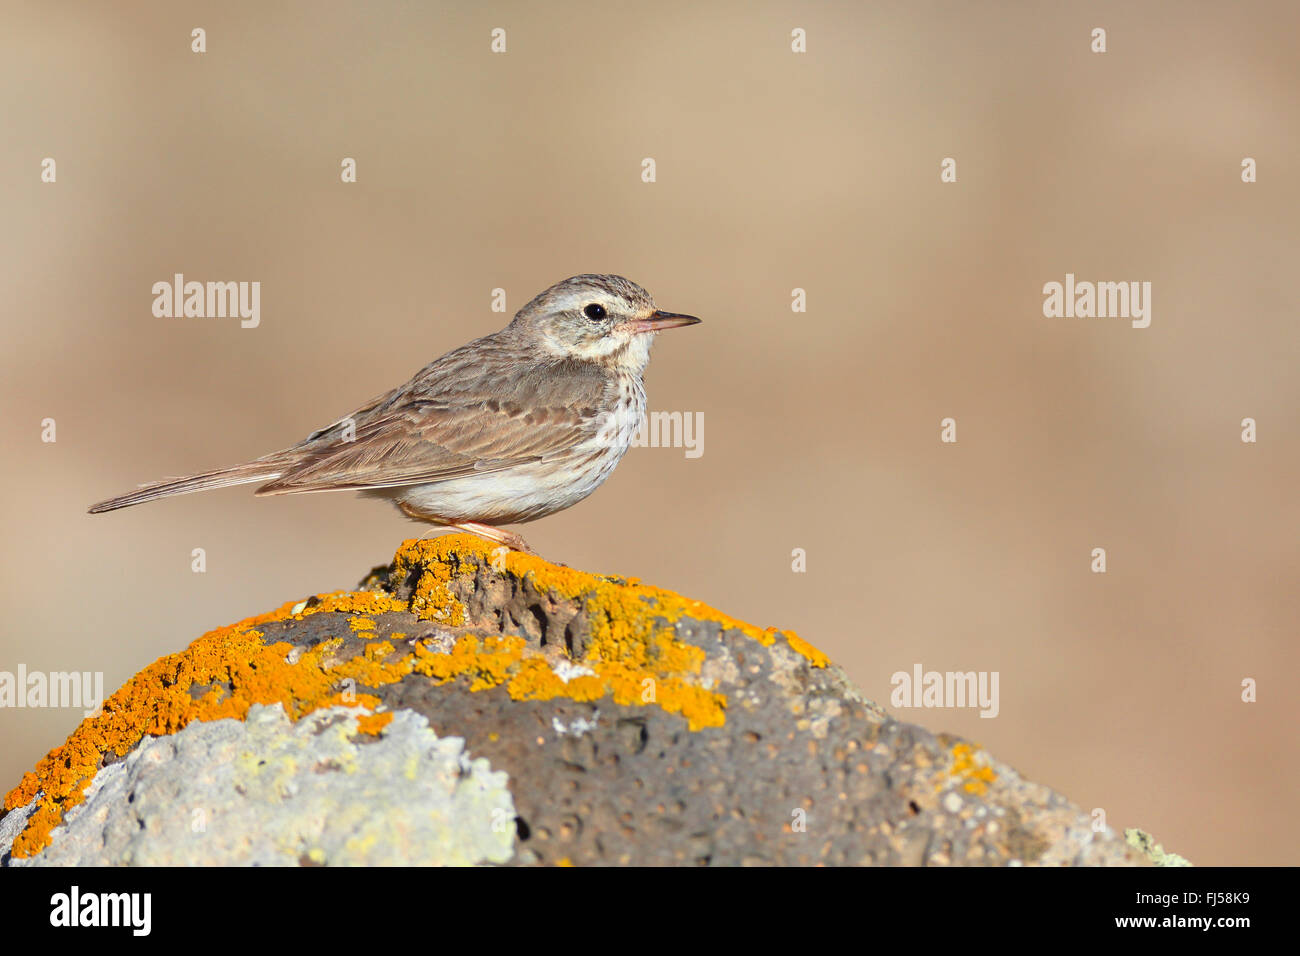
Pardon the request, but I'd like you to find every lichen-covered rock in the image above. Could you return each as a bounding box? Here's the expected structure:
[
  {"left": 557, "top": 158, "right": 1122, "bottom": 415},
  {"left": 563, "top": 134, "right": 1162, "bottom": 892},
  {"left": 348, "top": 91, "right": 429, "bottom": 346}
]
[
  {"left": 1126, "top": 828, "right": 1192, "bottom": 867},
  {"left": 1, "top": 535, "right": 1154, "bottom": 866},
  {"left": 3, "top": 704, "right": 514, "bottom": 866}
]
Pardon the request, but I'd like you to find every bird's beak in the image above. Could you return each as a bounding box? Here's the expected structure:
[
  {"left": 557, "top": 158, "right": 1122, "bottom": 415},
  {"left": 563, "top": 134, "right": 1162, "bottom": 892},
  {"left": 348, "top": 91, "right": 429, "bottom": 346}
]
[{"left": 619, "top": 310, "right": 703, "bottom": 334}]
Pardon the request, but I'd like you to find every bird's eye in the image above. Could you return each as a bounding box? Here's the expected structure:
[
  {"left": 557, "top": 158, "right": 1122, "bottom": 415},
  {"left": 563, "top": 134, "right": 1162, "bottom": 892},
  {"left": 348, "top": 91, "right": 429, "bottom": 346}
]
[{"left": 583, "top": 303, "right": 607, "bottom": 321}]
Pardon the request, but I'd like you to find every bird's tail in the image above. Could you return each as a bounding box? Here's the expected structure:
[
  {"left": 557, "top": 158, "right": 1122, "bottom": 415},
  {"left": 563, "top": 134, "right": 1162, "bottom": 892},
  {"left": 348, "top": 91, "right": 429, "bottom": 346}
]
[{"left": 87, "top": 463, "right": 283, "bottom": 514}]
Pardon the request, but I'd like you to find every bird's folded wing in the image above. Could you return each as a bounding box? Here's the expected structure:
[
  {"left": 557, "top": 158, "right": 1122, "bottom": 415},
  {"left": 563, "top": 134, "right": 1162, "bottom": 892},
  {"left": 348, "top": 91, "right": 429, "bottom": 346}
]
[{"left": 255, "top": 391, "right": 603, "bottom": 495}]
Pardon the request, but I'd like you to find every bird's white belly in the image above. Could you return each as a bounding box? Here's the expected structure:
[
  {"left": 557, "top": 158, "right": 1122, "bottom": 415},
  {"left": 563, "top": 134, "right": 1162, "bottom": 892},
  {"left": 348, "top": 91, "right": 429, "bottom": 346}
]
[{"left": 384, "top": 439, "right": 632, "bottom": 525}]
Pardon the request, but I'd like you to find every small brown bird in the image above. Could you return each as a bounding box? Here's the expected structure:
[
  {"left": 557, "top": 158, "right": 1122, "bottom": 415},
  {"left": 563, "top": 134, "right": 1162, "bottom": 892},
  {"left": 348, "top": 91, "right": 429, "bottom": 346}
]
[{"left": 89, "top": 275, "right": 701, "bottom": 552}]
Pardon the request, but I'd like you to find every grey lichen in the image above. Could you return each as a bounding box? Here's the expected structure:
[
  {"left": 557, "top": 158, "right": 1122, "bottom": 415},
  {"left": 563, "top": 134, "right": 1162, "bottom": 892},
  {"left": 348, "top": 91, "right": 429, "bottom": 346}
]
[{"left": 3, "top": 704, "right": 516, "bottom": 866}]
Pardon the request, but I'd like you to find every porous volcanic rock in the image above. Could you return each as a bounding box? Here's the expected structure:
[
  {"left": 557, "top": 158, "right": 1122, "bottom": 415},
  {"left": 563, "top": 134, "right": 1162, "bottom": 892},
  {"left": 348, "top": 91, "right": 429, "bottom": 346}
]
[{"left": 2, "top": 535, "right": 1151, "bottom": 866}]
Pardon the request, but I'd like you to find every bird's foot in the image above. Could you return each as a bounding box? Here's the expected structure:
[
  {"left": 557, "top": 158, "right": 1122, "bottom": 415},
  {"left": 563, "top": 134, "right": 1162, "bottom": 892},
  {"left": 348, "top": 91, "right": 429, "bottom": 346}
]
[
  {"left": 448, "top": 521, "right": 539, "bottom": 557},
  {"left": 397, "top": 503, "right": 542, "bottom": 558}
]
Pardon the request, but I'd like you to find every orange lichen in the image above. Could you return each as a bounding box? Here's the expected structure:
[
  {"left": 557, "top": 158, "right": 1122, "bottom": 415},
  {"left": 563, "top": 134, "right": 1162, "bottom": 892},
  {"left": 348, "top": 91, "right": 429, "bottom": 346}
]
[
  {"left": 413, "top": 635, "right": 527, "bottom": 692},
  {"left": 392, "top": 543, "right": 467, "bottom": 626},
  {"left": 946, "top": 742, "right": 998, "bottom": 795},
  {"left": 5, "top": 534, "right": 810, "bottom": 858},
  {"left": 354, "top": 712, "right": 394, "bottom": 736},
  {"left": 297, "top": 592, "right": 406, "bottom": 618},
  {"left": 782, "top": 630, "right": 830, "bottom": 668}
]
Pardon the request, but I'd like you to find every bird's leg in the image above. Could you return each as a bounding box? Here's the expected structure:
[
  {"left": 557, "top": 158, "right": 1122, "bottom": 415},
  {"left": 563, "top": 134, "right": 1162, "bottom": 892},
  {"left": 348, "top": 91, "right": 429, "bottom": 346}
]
[
  {"left": 397, "top": 502, "right": 537, "bottom": 555},
  {"left": 449, "top": 521, "right": 539, "bottom": 556}
]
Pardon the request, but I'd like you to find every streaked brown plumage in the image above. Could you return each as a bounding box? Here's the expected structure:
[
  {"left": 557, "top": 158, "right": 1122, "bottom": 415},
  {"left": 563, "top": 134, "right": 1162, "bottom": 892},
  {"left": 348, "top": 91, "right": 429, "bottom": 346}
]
[{"left": 88, "top": 275, "right": 701, "bottom": 552}]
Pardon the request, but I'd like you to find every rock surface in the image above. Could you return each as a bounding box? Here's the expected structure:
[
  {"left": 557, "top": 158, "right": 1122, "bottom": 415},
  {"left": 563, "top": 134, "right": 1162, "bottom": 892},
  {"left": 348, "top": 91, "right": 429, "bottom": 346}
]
[{"left": 2, "top": 535, "right": 1155, "bottom": 866}]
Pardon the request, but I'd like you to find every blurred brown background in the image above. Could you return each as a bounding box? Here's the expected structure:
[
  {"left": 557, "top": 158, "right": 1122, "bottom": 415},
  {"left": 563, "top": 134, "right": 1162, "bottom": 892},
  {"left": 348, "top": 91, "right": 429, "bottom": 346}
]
[{"left": 2, "top": 1, "right": 1297, "bottom": 865}]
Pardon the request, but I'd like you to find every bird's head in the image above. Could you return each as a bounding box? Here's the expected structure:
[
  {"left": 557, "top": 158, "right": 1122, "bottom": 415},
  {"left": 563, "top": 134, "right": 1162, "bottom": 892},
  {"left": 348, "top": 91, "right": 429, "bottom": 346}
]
[{"left": 511, "top": 274, "right": 700, "bottom": 372}]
